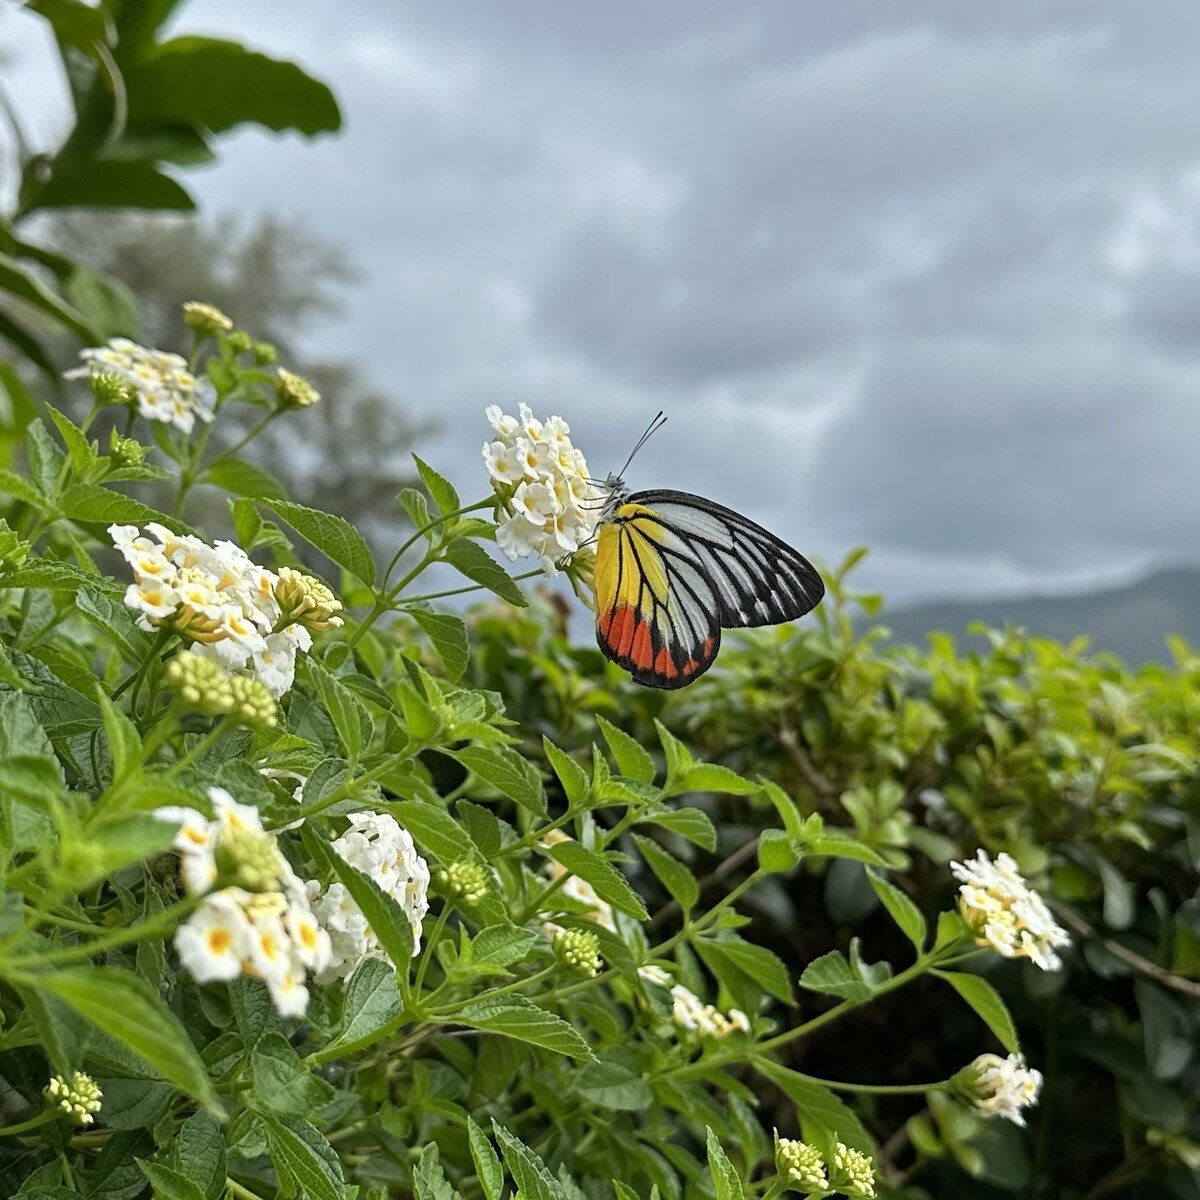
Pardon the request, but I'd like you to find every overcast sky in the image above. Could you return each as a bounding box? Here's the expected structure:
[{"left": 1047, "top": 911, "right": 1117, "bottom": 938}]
[{"left": 5, "top": 2, "right": 1200, "bottom": 603}]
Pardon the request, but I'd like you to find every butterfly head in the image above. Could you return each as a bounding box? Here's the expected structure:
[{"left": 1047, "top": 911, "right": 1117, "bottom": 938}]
[{"left": 594, "top": 472, "right": 630, "bottom": 523}]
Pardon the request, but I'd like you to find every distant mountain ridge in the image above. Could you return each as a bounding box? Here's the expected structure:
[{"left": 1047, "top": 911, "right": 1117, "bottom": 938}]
[{"left": 875, "top": 566, "right": 1200, "bottom": 665}]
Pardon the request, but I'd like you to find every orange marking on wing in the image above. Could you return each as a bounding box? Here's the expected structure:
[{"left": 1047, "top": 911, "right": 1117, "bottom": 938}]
[
  {"left": 598, "top": 607, "right": 615, "bottom": 638},
  {"left": 703, "top": 637, "right": 714, "bottom": 657},
  {"left": 630, "top": 621, "right": 654, "bottom": 670},
  {"left": 654, "top": 646, "right": 678, "bottom": 679},
  {"left": 602, "top": 606, "right": 637, "bottom": 658},
  {"left": 681, "top": 659, "right": 700, "bottom": 676}
]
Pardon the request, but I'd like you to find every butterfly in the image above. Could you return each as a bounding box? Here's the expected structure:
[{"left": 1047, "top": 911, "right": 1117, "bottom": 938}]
[{"left": 590, "top": 414, "right": 825, "bottom": 688}]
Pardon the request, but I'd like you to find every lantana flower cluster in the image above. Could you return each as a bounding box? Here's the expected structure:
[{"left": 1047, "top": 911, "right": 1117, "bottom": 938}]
[
  {"left": 774, "top": 1137, "right": 875, "bottom": 1198},
  {"left": 157, "top": 788, "right": 332, "bottom": 1017},
  {"left": 111, "top": 523, "right": 340, "bottom": 699},
  {"left": 307, "top": 811, "right": 431, "bottom": 983},
  {"left": 951, "top": 849, "right": 1071, "bottom": 970},
  {"left": 638, "top": 966, "right": 750, "bottom": 1039},
  {"left": 47, "top": 1072, "right": 103, "bottom": 1126},
  {"left": 483, "top": 404, "right": 598, "bottom": 574},
  {"left": 65, "top": 337, "right": 215, "bottom": 434},
  {"left": 955, "top": 1052, "right": 1043, "bottom": 1126}
]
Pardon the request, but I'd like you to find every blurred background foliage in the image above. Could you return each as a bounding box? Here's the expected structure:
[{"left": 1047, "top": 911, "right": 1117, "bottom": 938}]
[
  {"left": 2, "top": 3, "right": 1198, "bottom": 1198},
  {"left": 465, "top": 558, "right": 1200, "bottom": 1200}
]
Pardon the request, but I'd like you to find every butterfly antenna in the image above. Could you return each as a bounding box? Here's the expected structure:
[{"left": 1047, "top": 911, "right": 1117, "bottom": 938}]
[{"left": 616, "top": 411, "right": 667, "bottom": 480}]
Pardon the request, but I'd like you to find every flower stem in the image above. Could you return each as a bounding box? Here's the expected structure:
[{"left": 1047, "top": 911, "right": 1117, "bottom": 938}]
[{"left": 0, "top": 1110, "right": 56, "bottom": 1138}]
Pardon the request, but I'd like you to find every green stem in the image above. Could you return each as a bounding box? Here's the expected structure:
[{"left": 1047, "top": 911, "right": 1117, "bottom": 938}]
[
  {"left": 413, "top": 901, "right": 454, "bottom": 997},
  {"left": 7, "top": 892, "right": 203, "bottom": 968},
  {"left": 806, "top": 1076, "right": 949, "bottom": 1095},
  {"left": 401, "top": 568, "right": 542, "bottom": 606},
  {"left": 0, "top": 1110, "right": 56, "bottom": 1138},
  {"left": 205, "top": 411, "right": 280, "bottom": 473},
  {"left": 282, "top": 744, "right": 423, "bottom": 826},
  {"left": 382, "top": 498, "right": 495, "bottom": 591},
  {"left": 110, "top": 628, "right": 175, "bottom": 701},
  {"left": 161, "top": 714, "right": 238, "bottom": 782},
  {"left": 429, "top": 964, "right": 557, "bottom": 1017},
  {"left": 304, "top": 1008, "right": 417, "bottom": 1067}
]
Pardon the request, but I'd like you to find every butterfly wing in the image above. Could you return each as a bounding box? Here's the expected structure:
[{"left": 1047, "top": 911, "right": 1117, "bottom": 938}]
[
  {"left": 593, "top": 508, "right": 722, "bottom": 689},
  {"left": 625, "top": 489, "right": 825, "bottom": 629}
]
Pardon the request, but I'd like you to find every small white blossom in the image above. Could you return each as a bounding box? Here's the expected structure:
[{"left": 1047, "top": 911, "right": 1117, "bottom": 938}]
[
  {"left": 957, "top": 1053, "right": 1043, "bottom": 1126},
  {"left": 111, "top": 524, "right": 323, "bottom": 699},
  {"left": 158, "top": 788, "right": 331, "bottom": 1017},
  {"left": 66, "top": 337, "right": 215, "bottom": 434},
  {"left": 951, "top": 849, "right": 1071, "bottom": 970},
  {"left": 642, "top": 973, "right": 750, "bottom": 1040},
  {"left": 307, "top": 811, "right": 430, "bottom": 983},
  {"left": 483, "top": 403, "right": 599, "bottom": 575}
]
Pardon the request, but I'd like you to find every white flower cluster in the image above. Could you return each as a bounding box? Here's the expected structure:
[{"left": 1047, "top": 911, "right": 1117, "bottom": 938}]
[
  {"left": 962, "top": 1053, "right": 1043, "bottom": 1126},
  {"left": 638, "top": 966, "right": 750, "bottom": 1039},
  {"left": 47, "top": 1072, "right": 102, "bottom": 1126},
  {"left": 307, "top": 812, "right": 430, "bottom": 983},
  {"left": 951, "top": 849, "right": 1071, "bottom": 971},
  {"left": 111, "top": 523, "right": 315, "bottom": 699},
  {"left": 483, "top": 404, "right": 598, "bottom": 574},
  {"left": 66, "top": 337, "right": 215, "bottom": 434},
  {"left": 158, "top": 789, "right": 331, "bottom": 1018}
]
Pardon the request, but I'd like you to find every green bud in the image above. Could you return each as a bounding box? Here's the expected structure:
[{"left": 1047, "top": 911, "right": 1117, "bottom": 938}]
[
  {"left": 554, "top": 927, "right": 602, "bottom": 978},
  {"left": 274, "top": 566, "right": 344, "bottom": 632},
  {"left": 214, "top": 825, "right": 282, "bottom": 893},
  {"left": 0, "top": 518, "right": 31, "bottom": 571},
  {"left": 182, "top": 301, "right": 234, "bottom": 337},
  {"left": 775, "top": 1137, "right": 827, "bottom": 1194},
  {"left": 253, "top": 340, "right": 278, "bottom": 364},
  {"left": 47, "top": 1071, "right": 103, "bottom": 1126},
  {"left": 830, "top": 1143, "right": 875, "bottom": 1198},
  {"left": 226, "top": 330, "right": 254, "bottom": 354},
  {"left": 275, "top": 367, "right": 320, "bottom": 409},
  {"left": 166, "top": 652, "right": 235, "bottom": 718},
  {"left": 227, "top": 674, "right": 279, "bottom": 729},
  {"left": 90, "top": 371, "right": 135, "bottom": 407},
  {"left": 437, "top": 861, "right": 490, "bottom": 903},
  {"left": 108, "top": 429, "right": 145, "bottom": 467}
]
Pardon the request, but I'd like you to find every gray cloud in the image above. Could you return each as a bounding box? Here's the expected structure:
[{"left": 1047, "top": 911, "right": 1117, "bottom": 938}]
[{"left": 6, "top": 1, "right": 1200, "bottom": 601}]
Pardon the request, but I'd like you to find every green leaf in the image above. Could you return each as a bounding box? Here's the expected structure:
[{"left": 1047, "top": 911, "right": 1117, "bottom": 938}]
[
  {"left": 414, "top": 1143, "right": 462, "bottom": 1200},
  {"left": 261, "top": 1114, "right": 345, "bottom": 1200},
  {"left": 97, "top": 687, "right": 142, "bottom": 785},
  {"left": 757, "top": 1062, "right": 876, "bottom": 1158},
  {"left": 868, "top": 871, "right": 927, "bottom": 951},
  {"left": 205, "top": 456, "right": 287, "bottom": 499},
  {"left": 0, "top": 466, "right": 50, "bottom": 508},
  {"left": 173, "top": 1112, "right": 226, "bottom": 1200},
  {"left": 124, "top": 36, "right": 341, "bottom": 136},
  {"left": 671, "top": 761, "right": 758, "bottom": 797},
  {"left": 299, "top": 657, "right": 372, "bottom": 766},
  {"left": 451, "top": 744, "right": 546, "bottom": 815},
  {"left": 60, "top": 813, "right": 175, "bottom": 889},
  {"left": 387, "top": 800, "right": 472, "bottom": 865},
  {"left": 575, "top": 1054, "right": 653, "bottom": 1111},
  {"left": 46, "top": 405, "right": 99, "bottom": 475},
  {"left": 229, "top": 496, "right": 263, "bottom": 548},
  {"left": 492, "top": 1121, "right": 568, "bottom": 1200},
  {"left": 810, "top": 833, "right": 888, "bottom": 867},
  {"left": 758, "top": 828, "right": 801, "bottom": 874},
  {"left": 632, "top": 834, "right": 698, "bottom": 912},
  {"left": 326, "top": 958, "right": 401, "bottom": 1054},
  {"left": 15, "top": 984, "right": 91, "bottom": 1075},
  {"left": 596, "top": 715, "right": 655, "bottom": 783},
  {"left": 935, "top": 971, "right": 1020, "bottom": 1055},
  {"left": 547, "top": 841, "right": 648, "bottom": 921},
  {"left": 60, "top": 483, "right": 180, "bottom": 528},
  {"left": 76, "top": 587, "right": 151, "bottom": 662},
  {"left": 398, "top": 486, "right": 431, "bottom": 537},
  {"left": 30, "top": 160, "right": 196, "bottom": 212},
  {"left": 301, "top": 823, "right": 415, "bottom": 971},
  {"left": 706, "top": 1128, "right": 746, "bottom": 1200},
  {"left": 443, "top": 539, "right": 528, "bottom": 607},
  {"left": 642, "top": 806, "right": 717, "bottom": 851},
  {"left": 410, "top": 608, "right": 469, "bottom": 683},
  {"left": 251, "top": 1031, "right": 336, "bottom": 1116},
  {"left": 654, "top": 719, "right": 692, "bottom": 783},
  {"left": 0, "top": 559, "right": 115, "bottom": 593},
  {"left": 798, "top": 950, "right": 873, "bottom": 1002},
  {"left": 472, "top": 926, "right": 537, "bottom": 970},
  {"left": 413, "top": 453, "right": 460, "bottom": 515},
  {"left": 266, "top": 499, "right": 376, "bottom": 586},
  {"left": 456, "top": 996, "right": 594, "bottom": 1061},
  {"left": 468, "top": 1119, "right": 504, "bottom": 1200},
  {"left": 61, "top": 265, "right": 139, "bottom": 340},
  {"left": 136, "top": 1161, "right": 206, "bottom": 1200},
  {"left": 28, "top": 967, "right": 221, "bottom": 1115},
  {"left": 0, "top": 251, "right": 97, "bottom": 341},
  {"left": 542, "top": 738, "right": 589, "bottom": 807},
  {"left": 697, "top": 935, "right": 793, "bottom": 1003}
]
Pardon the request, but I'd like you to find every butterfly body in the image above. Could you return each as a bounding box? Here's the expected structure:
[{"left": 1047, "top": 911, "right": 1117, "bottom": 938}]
[{"left": 592, "top": 482, "right": 824, "bottom": 689}]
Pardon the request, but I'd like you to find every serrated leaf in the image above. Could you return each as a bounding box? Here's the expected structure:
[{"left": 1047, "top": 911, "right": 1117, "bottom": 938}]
[
  {"left": 697, "top": 935, "right": 793, "bottom": 1003},
  {"left": 596, "top": 715, "right": 655, "bottom": 783},
  {"left": 251, "top": 1031, "right": 336, "bottom": 1116},
  {"left": 326, "top": 958, "right": 402, "bottom": 1054},
  {"left": 672, "top": 761, "right": 758, "bottom": 797},
  {"left": 413, "top": 453, "right": 460, "bottom": 515},
  {"left": 542, "top": 738, "right": 589, "bottom": 807},
  {"left": 174, "top": 1112, "right": 226, "bottom": 1200},
  {"left": 798, "top": 950, "right": 873, "bottom": 1001},
  {"left": 387, "top": 799, "right": 473, "bottom": 864},
  {"left": 262, "top": 1114, "right": 345, "bottom": 1200},
  {"left": 493, "top": 1121, "right": 568, "bottom": 1200},
  {"left": 205, "top": 456, "right": 286, "bottom": 499},
  {"left": 59, "top": 483, "right": 181, "bottom": 529},
  {"left": 468, "top": 1119, "right": 504, "bottom": 1200},
  {"left": 575, "top": 1055, "right": 653, "bottom": 1111},
  {"left": 76, "top": 587, "right": 152, "bottom": 662},
  {"left": 936, "top": 970, "right": 1021, "bottom": 1054},
  {"left": 443, "top": 539, "right": 528, "bottom": 607},
  {"left": 810, "top": 834, "right": 888, "bottom": 867},
  {"left": 706, "top": 1129, "right": 746, "bottom": 1200},
  {"left": 136, "top": 1161, "right": 206, "bottom": 1200},
  {"left": 410, "top": 608, "right": 469, "bottom": 682},
  {"left": 632, "top": 834, "right": 698, "bottom": 911},
  {"left": 414, "top": 1142, "right": 461, "bottom": 1200},
  {"left": 641, "top": 806, "right": 716, "bottom": 850},
  {"left": 758, "top": 828, "right": 801, "bottom": 873},
  {"left": 548, "top": 841, "right": 648, "bottom": 921},
  {"left": 451, "top": 744, "right": 546, "bottom": 814},
  {"left": 868, "top": 871, "right": 927, "bottom": 951},
  {"left": 28, "top": 967, "right": 221, "bottom": 1115},
  {"left": 758, "top": 1063, "right": 876, "bottom": 1159},
  {"left": 266, "top": 498, "right": 376, "bottom": 586},
  {"left": 457, "top": 997, "right": 594, "bottom": 1061},
  {"left": 472, "top": 926, "right": 537, "bottom": 969}
]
